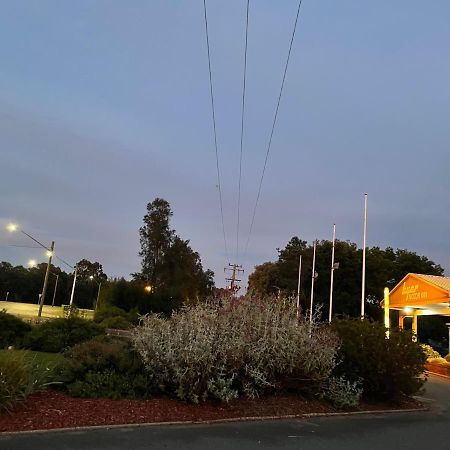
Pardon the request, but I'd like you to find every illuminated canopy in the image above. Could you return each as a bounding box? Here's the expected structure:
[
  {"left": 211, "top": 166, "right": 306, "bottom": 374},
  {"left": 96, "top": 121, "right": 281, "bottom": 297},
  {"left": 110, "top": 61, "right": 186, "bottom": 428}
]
[{"left": 382, "top": 273, "right": 450, "bottom": 317}]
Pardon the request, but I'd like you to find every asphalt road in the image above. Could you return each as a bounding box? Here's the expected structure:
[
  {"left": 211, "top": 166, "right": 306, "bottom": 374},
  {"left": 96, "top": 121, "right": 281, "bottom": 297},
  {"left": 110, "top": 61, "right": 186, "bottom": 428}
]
[{"left": 1, "top": 374, "right": 449, "bottom": 450}]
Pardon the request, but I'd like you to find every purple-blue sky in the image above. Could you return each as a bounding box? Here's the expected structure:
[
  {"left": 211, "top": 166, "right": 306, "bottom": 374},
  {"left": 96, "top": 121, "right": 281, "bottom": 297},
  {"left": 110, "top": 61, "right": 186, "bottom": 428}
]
[{"left": 1, "top": 1, "right": 449, "bottom": 286}]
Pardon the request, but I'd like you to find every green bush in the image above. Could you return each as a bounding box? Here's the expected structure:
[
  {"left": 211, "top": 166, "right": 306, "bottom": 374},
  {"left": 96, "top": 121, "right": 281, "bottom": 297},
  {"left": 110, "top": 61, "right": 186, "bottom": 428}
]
[
  {"left": 99, "top": 316, "right": 132, "bottom": 330},
  {"left": 0, "top": 310, "right": 32, "bottom": 349},
  {"left": 132, "top": 296, "right": 338, "bottom": 403},
  {"left": 0, "top": 350, "right": 55, "bottom": 411},
  {"left": 94, "top": 305, "right": 138, "bottom": 325},
  {"left": 22, "top": 317, "right": 103, "bottom": 353},
  {"left": 445, "top": 354, "right": 450, "bottom": 363},
  {"left": 62, "top": 336, "right": 156, "bottom": 399},
  {"left": 332, "top": 318, "right": 426, "bottom": 400}
]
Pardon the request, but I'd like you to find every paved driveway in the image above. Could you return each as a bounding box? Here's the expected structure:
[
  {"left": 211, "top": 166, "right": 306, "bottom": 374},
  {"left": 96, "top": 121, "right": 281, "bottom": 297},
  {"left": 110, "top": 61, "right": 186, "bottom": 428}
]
[{"left": 1, "top": 374, "right": 449, "bottom": 450}]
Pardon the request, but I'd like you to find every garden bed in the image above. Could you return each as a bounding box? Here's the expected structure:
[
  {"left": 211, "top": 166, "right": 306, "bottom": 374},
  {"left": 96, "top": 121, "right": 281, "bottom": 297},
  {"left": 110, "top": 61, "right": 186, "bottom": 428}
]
[
  {"left": 425, "top": 362, "right": 450, "bottom": 378},
  {"left": 0, "top": 390, "right": 423, "bottom": 433}
]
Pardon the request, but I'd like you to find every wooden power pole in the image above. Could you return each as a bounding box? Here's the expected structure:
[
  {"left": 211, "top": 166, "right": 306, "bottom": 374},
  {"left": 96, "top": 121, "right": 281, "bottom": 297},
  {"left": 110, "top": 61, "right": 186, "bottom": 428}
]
[{"left": 225, "top": 263, "right": 244, "bottom": 295}]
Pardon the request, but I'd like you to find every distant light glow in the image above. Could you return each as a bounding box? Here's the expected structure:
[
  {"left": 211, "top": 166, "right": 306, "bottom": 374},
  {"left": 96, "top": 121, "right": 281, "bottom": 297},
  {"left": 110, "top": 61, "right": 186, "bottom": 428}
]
[
  {"left": 89, "top": 275, "right": 94, "bottom": 280},
  {"left": 144, "top": 285, "right": 152, "bottom": 293},
  {"left": 46, "top": 250, "right": 53, "bottom": 257},
  {"left": 403, "top": 307, "right": 413, "bottom": 314},
  {"left": 27, "top": 259, "right": 37, "bottom": 268},
  {"left": 6, "top": 223, "right": 18, "bottom": 232}
]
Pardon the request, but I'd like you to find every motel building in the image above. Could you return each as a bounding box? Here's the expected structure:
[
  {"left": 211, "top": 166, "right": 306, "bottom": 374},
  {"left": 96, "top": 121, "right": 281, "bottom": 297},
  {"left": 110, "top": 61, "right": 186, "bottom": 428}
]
[{"left": 382, "top": 273, "right": 450, "bottom": 344}]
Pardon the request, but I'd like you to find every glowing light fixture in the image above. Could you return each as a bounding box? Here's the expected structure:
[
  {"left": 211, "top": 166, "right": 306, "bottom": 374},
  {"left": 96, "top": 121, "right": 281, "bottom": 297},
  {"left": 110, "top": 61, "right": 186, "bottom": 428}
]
[
  {"left": 46, "top": 250, "right": 53, "bottom": 257},
  {"left": 403, "top": 307, "right": 413, "bottom": 314},
  {"left": 144, "top": 285, "right": 152, "bottom": 293},
  {"left": 28, "top": 259, "right": 37, "bottom": 268},
  {"left": 6, "top": 223, "right": 18, "bottom": 232}
]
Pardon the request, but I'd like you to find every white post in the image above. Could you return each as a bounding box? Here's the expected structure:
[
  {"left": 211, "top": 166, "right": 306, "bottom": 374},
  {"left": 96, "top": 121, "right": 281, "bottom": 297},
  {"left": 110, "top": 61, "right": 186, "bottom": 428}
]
[
  {"left": 69, "top": 265, "right": 78, "bottom": 306},
  {"left": 96, "top": 282, "right": 102, "bottom": 310},
  {"left": 329, "top": 224, "right": 336, "bottom": 323},
  {"left": 309, "top": 240, "right": 317, "bottom": 327},
  {"left": 361, "top": 193, "right": 368, "bottom": 319},
  {"left": 296, "top": 254, "right": 302, "bottom": 319}
]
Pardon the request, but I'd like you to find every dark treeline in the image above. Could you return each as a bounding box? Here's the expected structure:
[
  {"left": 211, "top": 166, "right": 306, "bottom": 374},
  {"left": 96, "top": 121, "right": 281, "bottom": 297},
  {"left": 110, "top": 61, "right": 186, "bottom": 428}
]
[{"left": 248, "top": 237, "right": 448, "bottom": 350}]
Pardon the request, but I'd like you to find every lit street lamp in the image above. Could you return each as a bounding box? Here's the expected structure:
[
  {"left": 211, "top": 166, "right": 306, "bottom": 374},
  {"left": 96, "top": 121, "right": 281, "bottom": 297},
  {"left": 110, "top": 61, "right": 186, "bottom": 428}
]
[{"left": 6, "top": 223, "right": 54, "bottom": 319}]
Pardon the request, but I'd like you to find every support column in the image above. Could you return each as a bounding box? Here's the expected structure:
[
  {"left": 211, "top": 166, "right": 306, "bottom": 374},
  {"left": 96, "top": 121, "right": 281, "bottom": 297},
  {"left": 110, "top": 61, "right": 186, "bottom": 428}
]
[
  {"left": 399, "top": 315, "right": 405, "bottom": 329},
  {"left": 383, "top": 287, "right": 390, "bottom": 338},
  {"left": 412, "top": 313, "right": 418, "bottom": 342}
]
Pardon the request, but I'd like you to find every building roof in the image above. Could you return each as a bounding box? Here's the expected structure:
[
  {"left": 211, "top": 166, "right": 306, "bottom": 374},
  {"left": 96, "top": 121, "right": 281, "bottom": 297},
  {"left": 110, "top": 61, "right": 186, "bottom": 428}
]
[{"left": 412, "top": 273, "right": 450, "bottom": 294}]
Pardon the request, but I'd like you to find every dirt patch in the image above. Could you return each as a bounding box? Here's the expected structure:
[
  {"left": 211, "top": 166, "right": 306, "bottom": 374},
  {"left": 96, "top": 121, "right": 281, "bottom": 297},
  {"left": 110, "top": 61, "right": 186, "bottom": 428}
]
[{"left": 0, "top": 391, "right": 423, "bottom": 433}]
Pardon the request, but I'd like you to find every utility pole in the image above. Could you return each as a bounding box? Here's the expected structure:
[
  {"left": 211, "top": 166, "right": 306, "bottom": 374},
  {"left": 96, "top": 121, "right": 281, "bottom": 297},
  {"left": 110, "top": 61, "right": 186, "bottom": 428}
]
[
  {"left": 225, "top": 263, "right": 244, "bottom": 295},
  {"left": 38, "top": 241, "right": 54, "bottom": 319},
  {"left": 52, "top": 274, "right": 59, "bottom": 307}
]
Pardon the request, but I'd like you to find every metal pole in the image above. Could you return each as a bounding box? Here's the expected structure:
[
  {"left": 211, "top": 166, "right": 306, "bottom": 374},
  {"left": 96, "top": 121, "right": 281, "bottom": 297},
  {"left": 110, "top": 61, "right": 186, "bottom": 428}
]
[
  {"left": 95, "top": 282, "right": 102, "bottom": 310},
  {"left": 69, "top": 265, "right": 78, "bottom": 306},
  {"left": 52, "top": 274, "right": 59, "bottom": 307},
  {"left": 329, "top": 224, "right": 336, "bottom": 323},
  {"left": 361, "top": 193, "right": 368, "bottom": 319},
  {"left": 309, "top": 240, "right": 317, "bottom": 327},
  {"left": 38, "top": 241, "right": 54, "bottom": 318},
  {"left": 5, "top": 292, "right": 9, "bottom": 301},
  {"left": 296, "top": 254, "right": 302, "bottom": 319}
]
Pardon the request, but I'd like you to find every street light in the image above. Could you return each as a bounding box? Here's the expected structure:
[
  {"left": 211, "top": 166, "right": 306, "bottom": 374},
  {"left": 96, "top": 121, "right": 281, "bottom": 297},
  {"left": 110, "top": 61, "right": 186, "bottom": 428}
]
[
  {"left": 27, "top": 259, "right": 37, "bottom": 268},
  {"left": 6, "top": 223, "right": 54, "bottom": 319},
  {"left": 144, "top": 285, "right": 153, "bottom": 293}
]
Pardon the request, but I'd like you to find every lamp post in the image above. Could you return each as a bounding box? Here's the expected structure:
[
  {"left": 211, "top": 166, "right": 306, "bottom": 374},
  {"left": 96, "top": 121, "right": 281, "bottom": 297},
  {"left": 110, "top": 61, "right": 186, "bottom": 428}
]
[
  {"left": 51, "top": 273, "right": 59, "bottom": 307},
  {"left": 6, "top": 223, "right": 54, "bottom": 319}
]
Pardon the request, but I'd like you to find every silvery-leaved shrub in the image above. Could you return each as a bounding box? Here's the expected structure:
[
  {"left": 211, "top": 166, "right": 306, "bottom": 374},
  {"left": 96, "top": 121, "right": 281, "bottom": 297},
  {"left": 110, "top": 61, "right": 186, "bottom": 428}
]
[{"left": 131, "top": 296, "right": 338, "bottom": 402}]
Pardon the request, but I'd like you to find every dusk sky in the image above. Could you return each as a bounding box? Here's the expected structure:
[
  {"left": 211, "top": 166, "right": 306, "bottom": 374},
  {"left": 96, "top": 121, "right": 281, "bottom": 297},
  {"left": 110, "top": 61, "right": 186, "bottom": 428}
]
[{"left": 1, "top": 1, "right": 449, "bottom": 287}]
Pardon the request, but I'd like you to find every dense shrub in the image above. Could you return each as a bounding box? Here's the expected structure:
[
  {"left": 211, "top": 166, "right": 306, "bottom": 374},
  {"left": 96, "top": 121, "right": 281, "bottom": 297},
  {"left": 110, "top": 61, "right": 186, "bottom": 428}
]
[
  {"left": 99, "top": 316, "right": 132, "bottom": 330},
  {"left": 0, "top": 311, "right": 31, "bottom": 349},
  {"left": 22, "top": 317, "right": 103, "bottom": 353},
  {"left": 332, "top": 318, "right": 426, "bottom": 400},
  {"left": 0, "top": 350, "right": 55, "bottom": 411},
  {"left": 132, "top": 296, "right": 338, "bottom": 403},
  {"left": 62, "top": 336, "right": 155, "bottom": 399},
  {"left": 94, "top": 306, "right": 138, "bottom": 324},
  {"left": 446, "top": 354, "right": 450, "bottom": 363}
]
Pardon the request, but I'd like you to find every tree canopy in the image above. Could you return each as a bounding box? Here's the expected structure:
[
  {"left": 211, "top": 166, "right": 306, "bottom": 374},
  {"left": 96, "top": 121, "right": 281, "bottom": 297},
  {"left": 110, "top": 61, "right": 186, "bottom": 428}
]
[{"left": 248, "top": 237, "right": 444, "bottom": 320}]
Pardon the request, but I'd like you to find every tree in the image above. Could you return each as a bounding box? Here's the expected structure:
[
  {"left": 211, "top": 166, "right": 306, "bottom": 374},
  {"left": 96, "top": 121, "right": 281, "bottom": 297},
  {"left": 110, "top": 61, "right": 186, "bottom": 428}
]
[
  {"left": 247, "top": 237, "right": 445, "bottom": 321},
  {"left": 135, "top": 198, "right": 214, "bottom": 307},
  {"left": 75, "top": 259, "right": 107, "bottom": 281},
  {"left": 138, "top": 198, "right": 174, "bottom": 288}
]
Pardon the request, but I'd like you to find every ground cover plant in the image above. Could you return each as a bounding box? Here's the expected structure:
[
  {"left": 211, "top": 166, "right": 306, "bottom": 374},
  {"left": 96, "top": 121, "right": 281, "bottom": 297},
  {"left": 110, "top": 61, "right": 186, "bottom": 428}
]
[
  {"left": 0, "top": 350, "right": 59, "bottom": 412},
  {"left": 132, "top": 296, "right": 339, "bottom": 403},
  {"left": 332, "top": 318, "right": 427, "bottom": 400}
]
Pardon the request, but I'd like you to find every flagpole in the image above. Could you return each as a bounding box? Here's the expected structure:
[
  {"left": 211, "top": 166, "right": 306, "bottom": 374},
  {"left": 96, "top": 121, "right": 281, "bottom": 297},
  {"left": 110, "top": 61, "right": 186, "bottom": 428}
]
[
  {"left": 329, "top": 224, "right": 336, "bottom": 323},
  {"left": 296, "top": 254, "right": 302, "bottom": 319},
  {"left": 309, "top": 240, "right": 317, "bottom": 329},
  {"left": 361, "top": 193, "right": 368, "bottom": 319}
]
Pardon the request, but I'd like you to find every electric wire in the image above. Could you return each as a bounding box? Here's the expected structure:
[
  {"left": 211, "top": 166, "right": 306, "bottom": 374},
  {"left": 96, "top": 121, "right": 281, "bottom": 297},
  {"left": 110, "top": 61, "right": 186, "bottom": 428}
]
[
  {"left": 236, "top": 0, "right": 250, "bottom": 262},
  {"left": 244, "top": 0, "right": 304, "bottom": 256},
  {"left": 203, "top": 0, "right": 230, "bottom": 263}
]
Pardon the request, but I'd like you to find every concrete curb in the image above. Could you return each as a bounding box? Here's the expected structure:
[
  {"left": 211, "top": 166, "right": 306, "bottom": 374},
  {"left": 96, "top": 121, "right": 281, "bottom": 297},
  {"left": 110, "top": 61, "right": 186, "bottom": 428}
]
[
  {"left": 426, "top": 370, "right": 450, "bottom": 380},
  {"left": 0, "top": 406, "right": 429, "bottom": 437}
]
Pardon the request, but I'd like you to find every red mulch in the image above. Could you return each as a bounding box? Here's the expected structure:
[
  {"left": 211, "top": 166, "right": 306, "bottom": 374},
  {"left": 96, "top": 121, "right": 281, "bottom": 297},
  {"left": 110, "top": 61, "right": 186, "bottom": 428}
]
[{"left": 0, "top": 390, "right": 422, "bottom": 433}]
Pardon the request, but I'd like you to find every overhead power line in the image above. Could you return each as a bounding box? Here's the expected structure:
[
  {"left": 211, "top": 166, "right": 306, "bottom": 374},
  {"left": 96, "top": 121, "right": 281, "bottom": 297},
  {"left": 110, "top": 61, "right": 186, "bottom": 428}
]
[
  {"left": 236, "top": 0, "right": 250, "bottom": 262},
  {"left": 203, "top": 0, "right": 230, "bottom": 263},
  {"left": 244, "top": 0, "right": 304, "bottom": 256}
]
